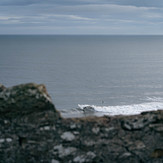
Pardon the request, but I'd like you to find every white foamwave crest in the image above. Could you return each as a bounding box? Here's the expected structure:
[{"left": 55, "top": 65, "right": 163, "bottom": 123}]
[
  {"left": 146, "top": 96, "right": 163, "bottom": 102},
  {"left": 78, "top": 102, "right": 163, "bottom": 116}
]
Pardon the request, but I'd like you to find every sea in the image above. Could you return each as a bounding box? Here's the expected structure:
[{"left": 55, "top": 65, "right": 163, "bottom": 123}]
[{"left": 1, "top": 35, "right": 163, "bottom": 117}]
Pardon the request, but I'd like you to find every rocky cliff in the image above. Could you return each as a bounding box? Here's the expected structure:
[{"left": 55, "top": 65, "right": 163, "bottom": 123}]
[{"left": 0, "top": 83, "right": 163, "bottom": 163}]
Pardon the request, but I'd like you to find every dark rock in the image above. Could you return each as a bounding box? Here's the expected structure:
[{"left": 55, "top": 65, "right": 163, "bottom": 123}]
[
  {"left": 121, "top": 111, "right": 159, "bottom": 131},
  {"left": 0, "top": 84, "right": 6, "bottom": 92},
  {"left": 151, "top": 149, "right": 163, "bottom": 158},
  {"left": 83, "top": 106, "right": 95, "bottom": 113},
  {"left": 0, "top": 83, "right": 163, "bottom": 163},
  {"left": 0, "top": 83, "right": 60, "bottom": 119}
]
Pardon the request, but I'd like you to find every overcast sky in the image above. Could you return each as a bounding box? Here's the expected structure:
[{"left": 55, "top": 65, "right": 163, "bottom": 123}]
[{"left": 0, "top": 0, "right": 163, "bottom": 34}]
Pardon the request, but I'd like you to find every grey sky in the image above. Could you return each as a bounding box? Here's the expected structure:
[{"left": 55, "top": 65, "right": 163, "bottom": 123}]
[{"left": 0, "top": 0, "right": 163, "bottom": 34}]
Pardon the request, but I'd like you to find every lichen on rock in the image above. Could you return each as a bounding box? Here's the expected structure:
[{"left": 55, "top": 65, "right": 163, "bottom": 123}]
[{"left": 0, "top": 83, "right": 60, "bottom": 120}]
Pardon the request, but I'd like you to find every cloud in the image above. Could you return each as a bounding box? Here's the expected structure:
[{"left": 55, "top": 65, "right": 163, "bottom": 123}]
[
  {"left": 42, "top": 14, "right": 94, "bottom": 21},
  {"left": 0, "top": 0, "right": 35, "bottom": 6},
  {"left": 0, "top": 0, "right": 163, "bottom": 8},
  {"left": 0, "top": 1, "right": 163, "bottom": 34}
]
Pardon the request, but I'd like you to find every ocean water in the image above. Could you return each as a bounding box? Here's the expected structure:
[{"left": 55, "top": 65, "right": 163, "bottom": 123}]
[{"left": 1, "top": 35, "right": 163, "bottom": 117}]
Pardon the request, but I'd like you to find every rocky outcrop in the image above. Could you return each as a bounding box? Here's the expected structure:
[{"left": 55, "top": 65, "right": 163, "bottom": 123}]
[
  {"left": 0, "top": 83, "right": 163, "bottom": 163},
  {"left": 0, "top": 84, "right": 5, "bottom": 92},
  {"left": 83, "top": 106, "right": 95, "bottom": 113},
  {"left": 0, "top": 83, "right": 60, "bottom": 119}
]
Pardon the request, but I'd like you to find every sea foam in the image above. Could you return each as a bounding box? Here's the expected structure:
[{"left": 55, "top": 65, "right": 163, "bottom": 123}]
[{"left": 78, "top": 102, "right": 163, "bottom": 116}]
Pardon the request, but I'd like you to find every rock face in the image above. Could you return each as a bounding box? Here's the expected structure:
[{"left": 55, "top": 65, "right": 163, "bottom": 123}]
[
  {"left": 0, "top": 84, "right": 6, "bottom": 92},
  {"left": 0, "top": 83, "right": 60, "bottom": 119},
  {"left": 0, "top": 83, "right": 163, "bottom": 163}
]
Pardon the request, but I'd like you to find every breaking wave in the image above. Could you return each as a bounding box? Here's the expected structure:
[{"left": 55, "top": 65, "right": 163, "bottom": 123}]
[{"left": 78, "top": 102, "right": 163, "bottom": 116}]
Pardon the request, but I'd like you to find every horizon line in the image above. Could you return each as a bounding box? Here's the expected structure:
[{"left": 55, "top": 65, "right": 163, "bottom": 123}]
[{"left": 1, "top": 34, "right": 163, "bottom": 36}]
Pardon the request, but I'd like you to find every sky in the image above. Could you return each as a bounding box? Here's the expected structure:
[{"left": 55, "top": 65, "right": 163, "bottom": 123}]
[{"left": 0, "top": 0, "right": 163, "bottom": 34}]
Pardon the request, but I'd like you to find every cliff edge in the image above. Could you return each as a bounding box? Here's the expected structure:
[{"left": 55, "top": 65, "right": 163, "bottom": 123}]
[{"left": 0, "top": 83, "right": 163, "bottom": 163}]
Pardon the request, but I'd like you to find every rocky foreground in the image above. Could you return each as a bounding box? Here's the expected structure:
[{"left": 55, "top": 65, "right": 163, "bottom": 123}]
[{"left": 0, "top": 83, "right": 163, "bottom": 163}]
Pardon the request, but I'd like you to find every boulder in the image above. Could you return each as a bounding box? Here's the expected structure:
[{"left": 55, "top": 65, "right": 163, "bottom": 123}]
[
  {"left": 83, "top": 106, "right": 95, "bottom": 113},
  {"left": 0, "top": 83, "right": 60, "bottom": 119}
]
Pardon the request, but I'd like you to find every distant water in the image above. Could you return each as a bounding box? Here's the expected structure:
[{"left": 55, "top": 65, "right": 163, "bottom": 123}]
[{"left": 1, "top": 35, "right": 163, "bottom": 117}]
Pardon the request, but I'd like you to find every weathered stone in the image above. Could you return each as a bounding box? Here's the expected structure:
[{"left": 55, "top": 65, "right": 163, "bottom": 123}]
[
  {"left": 61, "top": 132, "right": 75, "bottom": 141},
  {"left": 0, "top": 84, "right": 6, "bottom": 92},
  {"left": 70, "top": 123, "right": 77, "bottom": 129},
  {"left": 0, "top": 83, "right": 60, "bottom": 120},
  {"left": 73, "top": 152, "right": 96, "bottom": 163},
  {"left": 84, "top": 140, "right": 96, "bottom": 146},
  {"left": 0, "top": 139, "right": 5, "bottom": 143},
  {"left": 73, "top": 155, "right": 86, "bottom": 163},
  {"left": 149, "top": 124, "right": 163, "bottom": 133},
  {"left": 6, "top": 138, "right": 12, "bottom": 142},
  {"left": 83, "top": 106, "right": 95, "bottom": 113},
  {"left": 121, "top": 112, "right": 159, "bottom": 131},
  {"left": 0, "top": 83, "right": 163, "bottom": 163},
  {"left": 119, "top": 152, "right": 132, "bottom": 158},
  {"left": 53, "top": 144, "right": 77, "bottom": 157},
  {"left": 92, "top": 127, "right": 100, "bottom": 134},
  {"left": 128, "top": 141, "right": 146, "bottom": 151},
  {"left": 51, "top": 159, "right": 60, "bottom": 163}
]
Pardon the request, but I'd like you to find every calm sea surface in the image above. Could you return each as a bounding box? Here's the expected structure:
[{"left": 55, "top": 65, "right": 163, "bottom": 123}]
[{"left": 1, "top": 35, "right": 163, "bottom": 115}]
